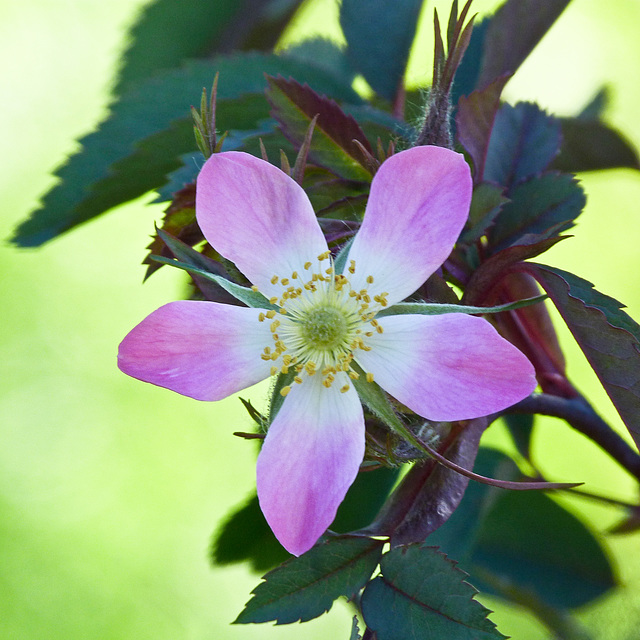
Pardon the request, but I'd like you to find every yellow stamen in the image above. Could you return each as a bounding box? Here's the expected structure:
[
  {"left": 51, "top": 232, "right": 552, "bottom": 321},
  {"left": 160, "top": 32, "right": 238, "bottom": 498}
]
[
  {"left": 280, "top": 386, "right": 291, "bottom": 397},
  {"left": 366, "top": 372, "right": 375, "bottom": 383}
]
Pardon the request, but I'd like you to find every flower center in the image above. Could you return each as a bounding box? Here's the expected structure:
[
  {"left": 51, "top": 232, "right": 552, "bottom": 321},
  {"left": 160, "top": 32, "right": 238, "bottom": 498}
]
[
  {"left": 256, "top": 252, "right": 387, "bottom": 395},
  {"left": 299, "top": 306, "right": 348, "bottom": 350}
]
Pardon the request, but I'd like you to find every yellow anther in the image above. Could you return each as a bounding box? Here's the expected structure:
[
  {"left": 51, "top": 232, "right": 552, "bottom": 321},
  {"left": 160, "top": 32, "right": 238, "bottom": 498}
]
[
  {"left": 270, "top": 275, "right": 279, "bottom": 285},
  {"left": 340, "top": 384, "right": 350, "bottom": 393},
  {"left": 275, "top": 340, "right": 287, "bottom": 352},
  {"left": 294, "top": 376, "right": 303, "bottom": 385},
  {"left": 261, "top": 354, "right": 272, "bottom": 361},
  {"left": 318, "top": 251, "right": 331, "bottom": 261},
  {"left": 376, "top": 325, "right": 384, "bottom": 334},
  {"left": 269, "top": 296, "right": 278, "bottom": 304},
  {"left": 292, "top": 271, "right": 298, "bottom": 279},
  {"left": 322, "top": 378, "right": 333, "bottom": 388},
  {"left": 270, "top": 321, "right": 280, "bottom": 333},
  {"left": 270, "top": 366, "right": 279, "bottom": 376},
  {"left": 266, "top": 310, "right": 276, "bottom": 319},
  {"left": 365, "top": 331, "right": 373, "bottom": 337},
  {"left": 263, "top": 346, "right": 271, "bottom": 354},
  {"left": 251, "top": 285, "right": 259, "bottom": 292},
  {"left": 281, "top": 278, "right": 290, "bottom": 286},
  {"left": 371, "top": 319, "right": 379, "bottom": 327},
  {"left": 280, "top": 386, "right": 292, "bottom": 397},
  {"left": 349, "top": 371, "right": 360, "bottom": 380},
  {"left": 304, "top": 261, "right": 312, "bottom": 270},
  {"left": 281, "top": 365, "right": 289, "bottom": 374},
  {"left": 271, "top": 353, "right": 279, "bottom": 360},
  {"left": 349, "top": 290, "right": 357, "bottom": 297},
  {"left": 366, "top": 372, "right": 375, "bottom": 383},
  {"left": 258, "top": 312, "right": 265, "bottom": 322},
  {"left": 283, "top": 354, "right": 292, "bottom": 366},
  {"left": 366, "top": 275, "right": 374, "bottom": 284},
  {"left": 279, "top": 308, "right": 287, "bottom": 314},
  {"left": 325, "top": 267, "right": 333, "bottom": 275},
  {"left": 305, "top": 362, "right": 317, "bottom": 375},
  {"left": 349, "top": 260, "right": 356, "bottom": 274}
]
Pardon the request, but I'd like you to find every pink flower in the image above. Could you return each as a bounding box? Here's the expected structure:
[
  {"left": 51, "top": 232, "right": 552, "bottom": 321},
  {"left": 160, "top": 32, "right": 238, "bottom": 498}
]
[{"left": 118, "top": 146, "right": 536, "bottom": 556}]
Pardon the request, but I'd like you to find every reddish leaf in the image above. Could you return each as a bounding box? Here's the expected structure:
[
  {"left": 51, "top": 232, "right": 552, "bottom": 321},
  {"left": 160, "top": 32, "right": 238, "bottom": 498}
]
[
  {"left": 526, "top": 264, "right": 640, "bottom": 449},
  {"left": 456, "top": 75, "right": 510, "bottom": 183},
  {"left": 266, "top": 75, "right": 373, "bottom": 180}
]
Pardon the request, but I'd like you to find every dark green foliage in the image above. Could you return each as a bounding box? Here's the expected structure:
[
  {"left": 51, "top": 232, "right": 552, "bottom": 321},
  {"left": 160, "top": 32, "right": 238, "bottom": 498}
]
[
  {"left": 484, "top": 102, "right": 561, "bottom": 189},
  {"left": 212, "top": 494, "right": 291, "bottom": 573},
  {"left": 361, "top": 544, "right": 506, "bottom": 640},
  {"left": 459, "top": 183, "right": 508, "bottom": 244},
  {"left": 527, "top": 265, "right": 640, "bottom": 450},
  {"left": 235, "top": 536, "right": 383, "bottom": 624},
  {"left": 429, "top": 448, "right": 617, "bottom": 610},
  {"left": 340, "top": 0, "right": 425, "bottom": 101},
  {"left": 472, "top": 490, "right": 616, "bottom": 608},
  {"left": 282, "top": 38, "right": 356, "bottom": 87},
  {"left": 212, "top": 467, "right": 399, "bottom": 572},
  {"left": 477, "top": 0, "right": 571, "bottom": 88},
  {"left": 349, "top": 616, "right": 362, "bottom": 640},
  {"left": 554, "top": 117, "right": 640, "bottom": 173},
  {"left": 488, "top": 173, "right": 585, "bottom": 252},
  {"left": 13, "top": 54, "right": 361, "bottom": 247},
  {"left": 115, "top": 0, "right": 304, "bottom": 95}
]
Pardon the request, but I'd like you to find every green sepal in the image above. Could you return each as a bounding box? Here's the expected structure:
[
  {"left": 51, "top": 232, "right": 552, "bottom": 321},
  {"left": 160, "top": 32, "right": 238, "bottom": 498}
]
[
  {"left": 377, "top": 295, "right": 547, "bottom": 318},
  {"left": 149, "top": 255, "right": 276, "bottom": 310}
]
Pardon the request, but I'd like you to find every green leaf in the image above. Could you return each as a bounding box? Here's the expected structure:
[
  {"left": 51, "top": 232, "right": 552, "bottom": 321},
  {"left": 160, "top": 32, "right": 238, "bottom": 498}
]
[
  {"left": 151, "top": 255, "right": 275, "bottom": 310},
  {"left": 477, "top": 0, "right": 571, "bottom": 88},
  {"left": 429, "top": 448, "right": 617, "bottom": 610},
  {"left": 13, "top": 53, "right": 362, "bottom": 247},
  {"left": 340, "top": 0, "right": 424, "bottom": 101},
  {"left": 484, "top": 102, "right": 562, "bottom": 189},
  {"left": 282, "top": 38, "right": 356, "bottom": 87},
  {"left": 526, "top": 264, "right": 640, "bottom": 451},
  {"left": 553, "top": 117, "right": 640, "bottom": 173},
  {"left": 472, "top": 490, "right": 617, "bottom": 608},
  {"left": 235, "top": 536, "right": 384, "bottom": 624},
  {"left": 502, "top": 413, "right": 535, "bottom": 460},
  {"left": 211, "top": 494, "right": 291, "bottom": 572},
  {"left": 459, "top": 182, "right": 508, "bottom": 244},
  {"left": 361, "top": 544, "right": 506, "bottom": 640},
  {"left": 377, "top": 296, "right": 548, "bottom": 319},
  {"left": 488, "top": 172, "right": 585, "bottom": 252},
  {"left": 266, "top": 76, "right": 373, "bottom": 181},
  {"left": 212, "top": 468, "right": 399, "bottom": 571},
  {"left": 349, "top": 616, "right": 362, "bottom": 640}
]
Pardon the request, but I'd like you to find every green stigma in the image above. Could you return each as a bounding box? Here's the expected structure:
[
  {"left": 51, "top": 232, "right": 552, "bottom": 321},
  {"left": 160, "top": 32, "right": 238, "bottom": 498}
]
[{"left": 299, "top": 306, "right": 348, "bottom": 351}]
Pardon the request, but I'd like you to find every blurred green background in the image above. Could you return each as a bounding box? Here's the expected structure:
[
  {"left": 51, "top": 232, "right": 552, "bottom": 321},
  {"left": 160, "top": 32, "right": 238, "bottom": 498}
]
[{"left": 2, "top": 0, "right": 640, "bottom": 638}]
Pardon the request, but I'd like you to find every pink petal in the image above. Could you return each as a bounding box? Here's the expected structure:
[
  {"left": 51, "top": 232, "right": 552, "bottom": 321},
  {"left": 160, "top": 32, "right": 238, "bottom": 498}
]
[
  {"left": 257, "top": 373, "right": 365, "bottom": 556},
  {"left": 118, "top": 301, "right": 274, "bottom": 401},
  {"left": 355, "top": 313, "right": 536, "bottom": 421},
  {"left": 346, "top": 146, "right": 472, "bottom": 306},
  {"left": 196, "top": 151, "right": 328, "bottom": 299}
]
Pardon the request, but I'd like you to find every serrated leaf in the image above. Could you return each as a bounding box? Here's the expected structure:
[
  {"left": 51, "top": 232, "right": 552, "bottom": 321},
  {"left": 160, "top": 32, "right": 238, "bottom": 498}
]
[
  {"left": 340, "top": 0, "right": 424, "bottom": 101},
  {"left": 553, "top": 117, "right": 640, "bottom": 173},
  {"left": 361, "top": 544, "right": 506, "bottom": 640},
  {"left": 526, "top": 264, "right": 640, "bottom": 450},
  {"left": 477, "top": 0, "right": 571, "bottom": 89},
  {"left": 114, "top": 0, "right": 304, "bottom": 95},
  {"left": 349, "top": 616, "right": 362, "bottom": 640},
  {"left": 484, "top": 102, "right": 562, "bottom": 189},
  {"left": 456, "top": 75, "right": 510, "bottom": 183},
  {"left": 266, "top": 76, "right": 373, "bottom": 181},
  {"left": 13, "top": 53, "right": 361, "bottom": 247},
  {"left": 374, "top": 419, "right": 488, "bottom": 547},
  {"left": 459, "top": 183, "right": 508, "bottom": 244},
  {"left": 464, "top": 236, "right": 567, "bottom": 304},
  {"left": 235, "top": 536, "right": 384, "bottom": 624},
  {"left": 488, "top": 172, "right": 585, "bottom": 252}
]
